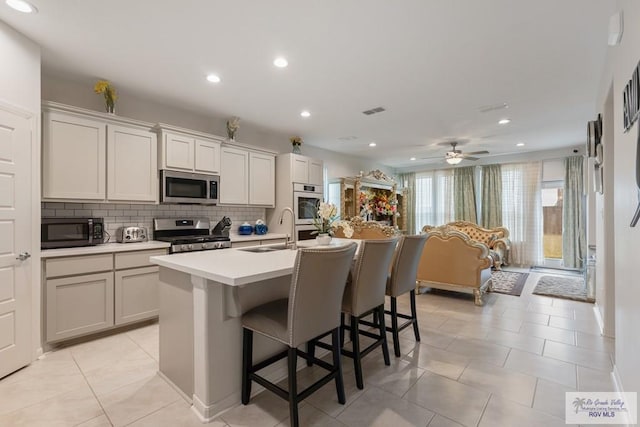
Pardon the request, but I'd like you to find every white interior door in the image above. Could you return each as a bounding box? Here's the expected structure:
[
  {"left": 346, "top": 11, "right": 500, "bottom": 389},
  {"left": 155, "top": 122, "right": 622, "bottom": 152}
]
[{"left": 0, "top": 105, "right": 33, "bottom": 378}]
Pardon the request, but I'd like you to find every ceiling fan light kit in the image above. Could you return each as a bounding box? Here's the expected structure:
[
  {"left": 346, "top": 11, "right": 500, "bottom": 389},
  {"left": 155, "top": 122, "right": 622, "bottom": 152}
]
[{"left": 446, "top": 157, "right": 463, "bottom": 165}]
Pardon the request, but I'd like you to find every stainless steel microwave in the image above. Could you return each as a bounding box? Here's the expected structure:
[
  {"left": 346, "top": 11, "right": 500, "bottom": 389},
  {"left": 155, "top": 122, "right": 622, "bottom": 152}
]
[
  {"left": 160, "top": 170, "right": 219, "bottom": 205},
  {"left": 41, "top": 217, "right": 104, "bottom": 249}
]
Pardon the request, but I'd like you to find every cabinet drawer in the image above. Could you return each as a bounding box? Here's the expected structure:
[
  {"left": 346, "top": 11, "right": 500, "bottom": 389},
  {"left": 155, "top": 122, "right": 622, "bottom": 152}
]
[
  {"left": 46, "top": 272, "right": 114, "bottom": 342},
  {"left": 115, "top": 249, "right": 168, "bottom": 270},
  {"left": 45, "top": 254, "right": 113, "bottom": 278}
]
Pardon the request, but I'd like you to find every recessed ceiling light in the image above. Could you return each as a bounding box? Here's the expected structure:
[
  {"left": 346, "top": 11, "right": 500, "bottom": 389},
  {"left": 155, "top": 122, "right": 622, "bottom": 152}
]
[
  {"left": 498, "top": 118, "right": 511, "bottom": 125},
  {"left": 517, "top": 142, "right": 525, "bottom": 147},
  {"left": 6, "top": 0, "right": 37, "bottom": 13},
  {"left": 410, "top": 157, "right": 416, "bottom": 161},
  {"left": 206, "top": 74, "right": 221, "bottom": 83},
  {"left": 300, "top": 110, "right": 311, "bottom": 118},
  {"left": 273, "top": 57, "right": 288, "bottom": 68},
  {"left": 369, "top": 142, "right": 376, "bottom": 147}
]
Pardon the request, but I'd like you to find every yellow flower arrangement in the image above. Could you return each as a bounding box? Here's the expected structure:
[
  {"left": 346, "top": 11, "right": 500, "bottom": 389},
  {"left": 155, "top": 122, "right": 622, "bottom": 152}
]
[
  {"left": 289, "top": 136, "right": 303, "bottom": 146},
  {"left": 94, "top": 80, "right": 117, "bottom": 113},
  {"left": 226, "top": 117, "right": 240, "bottom": 140}
]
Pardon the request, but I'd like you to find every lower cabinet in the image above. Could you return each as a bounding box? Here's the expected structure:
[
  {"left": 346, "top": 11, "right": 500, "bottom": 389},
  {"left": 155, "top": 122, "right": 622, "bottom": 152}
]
[
  {"left": 44, "top": 248, "right": 167, "bottom": 343},
  {"left": 115, "top": 266, "right": 159, "bottom": 325},
  {"left": 46, "top": 272, "right": 114, "bottom": 342}
]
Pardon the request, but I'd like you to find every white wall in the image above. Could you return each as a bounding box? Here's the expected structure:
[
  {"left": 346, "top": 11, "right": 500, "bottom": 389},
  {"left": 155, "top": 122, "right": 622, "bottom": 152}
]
[
  {"left": 595, "top": 0, "right": 640, "bottom": 394},
  {"left": 0, "top": 19, "right": 41, "bottom": 357},
  {"left": 41, "top": 73, "right": 391, "bottom": 181}
]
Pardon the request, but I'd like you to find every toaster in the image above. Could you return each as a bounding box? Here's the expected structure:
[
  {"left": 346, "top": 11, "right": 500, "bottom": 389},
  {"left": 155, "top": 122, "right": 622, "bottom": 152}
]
[{"left": 116, "top": 226, "right": 148, "bottom": 243}]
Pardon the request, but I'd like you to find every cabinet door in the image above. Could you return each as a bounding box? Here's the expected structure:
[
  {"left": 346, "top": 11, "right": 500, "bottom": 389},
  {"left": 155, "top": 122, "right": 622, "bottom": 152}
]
[
  {"left": 291, "top": 155, "right": 308, "bottom": 183},
  {"left": 308, "top": 159, "right": 324, "bottom": 185},
  {"left": 249, "top": 152, "right": 275, "bottom": 206},
  {"left": 165, "top": 133, "right": 194, "bottom": 170},
  {"left": 46, "top": 272, "right": 114, "bottom": 342},
  {"left": 114, "top": 266, "right": 159, "bottom": 325},
  {"left": 220, "top": 147, "right": 249, "bottom": 204},
  {"left": 42, "top": 111, "right": 106, "bottom": 200},
  {"left": 107, "top": 125, "right": 158, "bottom": 202},
  {"left": 194, "top": 139, "right": 221, "bottom": 174}
]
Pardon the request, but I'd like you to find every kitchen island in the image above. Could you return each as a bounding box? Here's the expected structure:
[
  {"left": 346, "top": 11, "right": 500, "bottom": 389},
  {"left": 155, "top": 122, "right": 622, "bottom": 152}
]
[{"left": 149, "top": 239, "right": 357, "bottom": 422}]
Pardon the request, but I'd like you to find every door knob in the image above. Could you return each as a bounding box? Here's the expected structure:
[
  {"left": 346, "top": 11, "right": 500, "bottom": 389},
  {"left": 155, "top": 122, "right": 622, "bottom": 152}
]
[{"left": 16, "top": 252, "right": 31, "bottom": 261}]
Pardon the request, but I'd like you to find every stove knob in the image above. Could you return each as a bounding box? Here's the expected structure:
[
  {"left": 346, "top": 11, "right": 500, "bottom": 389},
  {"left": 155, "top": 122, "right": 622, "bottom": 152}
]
[
  {"left": 202, "top": 243, "right": 209, "bottom": 249},
  {"left": 181, "top": 244, "right": 189, "bottom": 251},
  {"left": 215, "top": 242, "right": 223, "bottom": 249},
  {"left": 187, "top": 244, "right": 193, "bottom": 250}
]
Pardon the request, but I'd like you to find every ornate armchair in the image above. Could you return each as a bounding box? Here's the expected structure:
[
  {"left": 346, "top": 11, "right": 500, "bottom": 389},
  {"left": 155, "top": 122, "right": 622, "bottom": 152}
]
[
  {"left": 333, "top": 217, "right": 400, "bottom": 240},
  {"left": 417, "top": 227, "right": 493, "bottom": 305},
  {"left": 423, "top": 221, "right": 510, "bottom": 269}
]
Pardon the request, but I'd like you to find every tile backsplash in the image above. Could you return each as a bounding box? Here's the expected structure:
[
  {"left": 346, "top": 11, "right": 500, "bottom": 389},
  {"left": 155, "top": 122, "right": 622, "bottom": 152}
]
[{"left": 41, "top": 202, "right": 267, "bottom": 240}]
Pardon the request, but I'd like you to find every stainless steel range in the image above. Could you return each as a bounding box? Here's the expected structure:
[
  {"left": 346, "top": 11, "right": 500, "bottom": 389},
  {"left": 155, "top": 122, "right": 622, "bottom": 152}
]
[{"left": 153, "top": 218, "right": 231, "bottom": 254}]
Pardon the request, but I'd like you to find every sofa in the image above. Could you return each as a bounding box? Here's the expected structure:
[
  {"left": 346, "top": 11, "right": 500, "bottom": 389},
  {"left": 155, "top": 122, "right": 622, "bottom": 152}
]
[
  {"left": 333, "top": 216, "right": 401, "bottom": 240},
  {"left": 416, "top": 226, "right": 493, "bottom": 305},
  {"left": 422, "top": 221, "right": 510, "bottom": 269}
]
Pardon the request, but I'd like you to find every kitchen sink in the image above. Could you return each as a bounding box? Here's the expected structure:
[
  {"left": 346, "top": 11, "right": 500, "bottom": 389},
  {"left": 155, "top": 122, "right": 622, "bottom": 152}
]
[{"left": 239, "top": 244, "right": 292, "bottom": 253}]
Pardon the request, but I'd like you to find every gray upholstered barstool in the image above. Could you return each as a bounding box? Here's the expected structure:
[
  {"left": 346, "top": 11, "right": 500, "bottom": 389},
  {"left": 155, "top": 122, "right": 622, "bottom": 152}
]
[
  {"left": 385, "top": 234, "right": 429, "bottom": 357},
  {"left": 308, "top": 238, "right": 398, "bottom": 390},
  {"left": 241, "top": 243, "right": 357, "bottom": 427}
]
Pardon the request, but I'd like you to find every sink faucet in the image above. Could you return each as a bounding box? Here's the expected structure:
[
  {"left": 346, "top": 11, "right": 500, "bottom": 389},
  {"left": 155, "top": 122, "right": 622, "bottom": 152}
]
[{"left": 278, "top": 207, "right": 295, "bottom": 249}]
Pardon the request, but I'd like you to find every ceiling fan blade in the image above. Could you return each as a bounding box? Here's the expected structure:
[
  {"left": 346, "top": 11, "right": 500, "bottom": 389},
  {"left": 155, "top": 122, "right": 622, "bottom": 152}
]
[
  {"left": 419, "top": 156, "right": 443, "bottom": 160},
  {"left": 465, "top": 150, "right": 489, "bottom": 155},
  {"left": 461, "top": 156, "right": 479, "bottom": 161}
]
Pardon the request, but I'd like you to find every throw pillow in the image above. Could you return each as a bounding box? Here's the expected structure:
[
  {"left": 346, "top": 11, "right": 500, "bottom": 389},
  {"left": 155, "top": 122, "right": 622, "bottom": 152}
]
[{"left": 488, "top": 234, "right": 498, "bottom": 248}]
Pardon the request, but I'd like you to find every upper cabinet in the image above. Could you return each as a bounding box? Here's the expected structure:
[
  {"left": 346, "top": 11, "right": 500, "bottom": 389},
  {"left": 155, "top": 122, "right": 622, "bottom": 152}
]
[
  {"left": 42, "top": 103, "right": 158, "bottom": 203},
  {"left": 219, "top": 144, "right": 276, "bottom": 207},
  {"left": 157, "top": 125, "right": 221, "bottom": 174},
  {"left": 289, "top": 154, "right": 323, "bottom": 185}
]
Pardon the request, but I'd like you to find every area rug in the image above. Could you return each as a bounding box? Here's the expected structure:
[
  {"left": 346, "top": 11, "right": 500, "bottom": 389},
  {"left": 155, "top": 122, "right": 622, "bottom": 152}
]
[
  {"left": 533, "top": 275, "right": 594, "bottom": 303},
  {"left": 489, "top": 271, "right": 529, "bottom": 297}
]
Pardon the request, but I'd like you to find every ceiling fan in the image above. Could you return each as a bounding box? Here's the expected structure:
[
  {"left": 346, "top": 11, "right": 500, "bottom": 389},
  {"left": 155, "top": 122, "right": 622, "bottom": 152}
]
[{"left": 422, "top": 142, "right": 489, "bottom": 165}]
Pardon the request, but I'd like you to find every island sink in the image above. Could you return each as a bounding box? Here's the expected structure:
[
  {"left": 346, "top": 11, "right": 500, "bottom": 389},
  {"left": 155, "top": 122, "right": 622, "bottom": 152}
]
[{"left": 239, "top": 244, "right": 291, "bottom": 253}]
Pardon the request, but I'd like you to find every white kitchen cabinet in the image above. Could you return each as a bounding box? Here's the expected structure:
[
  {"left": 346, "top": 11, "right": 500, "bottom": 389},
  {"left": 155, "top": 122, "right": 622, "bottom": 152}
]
[
  {"left": 42, "top": 111, "right": 106, "bottom": 200},
  {"left": 42, "top": 102, "right": 158, "bottom": 204},
  {"left": 46, "top": 272, "right": 114, "bottom": 342},
  {"left": 115, "top": 266, "right": 159, "bottom": 325},
  {"left": 249, "top": 152, "right": 275, "bottom": 206},
  {"left": 107, "top": 124, "right": 157, "bottom": 202},
  {"left": 220, "top": 146, "right": 249, "bottom": 204},
  {"left": 220, "top": 145, "right": 276, "bottom": 206},
  {"left": 43, "top": 247, "right": 168, "bottom": 343},
  {"left": 290, "top": 154, "right": 324, "bottom": 185},
  {"left": 158, "top": 125, "right": 221, "bottom": 174}
]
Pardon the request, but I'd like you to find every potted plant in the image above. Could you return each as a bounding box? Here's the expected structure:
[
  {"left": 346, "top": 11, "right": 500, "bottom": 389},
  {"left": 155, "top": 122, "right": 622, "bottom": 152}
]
[
  {"left": 290, "top": 136, "right": 303, "bottom": 154},
  {"left": 94, "top": 80, "right": 117, "bottom": 114},
  {"left": 226, "top": 117, "right": 240, "bottom": 141},
  {"left": 312, "top": 202, "right": 338, "bottom": 244}
]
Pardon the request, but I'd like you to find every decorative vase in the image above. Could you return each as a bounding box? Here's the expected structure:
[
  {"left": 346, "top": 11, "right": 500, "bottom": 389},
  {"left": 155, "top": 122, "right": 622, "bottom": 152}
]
[
  {"left": 106, "top": 105, "right": 115, "bottom": 114},
  {"left": 292, "top": 144, "right": 302, "bottom": 154},
  {"left": 316, "top": 233, "right": 331, "bottom": 245}
]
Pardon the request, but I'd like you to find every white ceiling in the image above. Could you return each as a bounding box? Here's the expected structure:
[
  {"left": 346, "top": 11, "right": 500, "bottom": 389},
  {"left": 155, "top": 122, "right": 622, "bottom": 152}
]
[{"left": 0, "top": 0, "right": 616, "bottom": 168}]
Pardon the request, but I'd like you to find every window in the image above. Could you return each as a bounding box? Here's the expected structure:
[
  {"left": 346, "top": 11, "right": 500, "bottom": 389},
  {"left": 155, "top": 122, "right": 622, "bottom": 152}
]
[{"left": 414, "top": 169, "right": 454, "bottom": 232}]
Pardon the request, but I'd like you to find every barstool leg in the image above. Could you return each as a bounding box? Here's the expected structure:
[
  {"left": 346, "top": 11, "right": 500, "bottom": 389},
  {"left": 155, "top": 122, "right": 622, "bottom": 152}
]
[
  {"left": 331, "top": 328, "right": 346, "bottom": 404},
  {"left": 287, "top": 347, "right": 299, "bottom": 427},
  {"left": 306, "top": 341, "right": 315, "bottom": 367},
  {"left": 351, "top": 315, "right": 364, "bottom": 390},
  {"left": 410, "top": 290, "right": 421, "bottom": 342},
  {"left": 377, "top": 305, "right": 391, "bottom": 366},
  {"left": 390, "top": 297, "right": 401, "bottom": 357},
  {"left": 340, "top": 313, "right": 345, "bottom": 347},
  {"left": 241, "top": 328, "right": 253, "bottom": 404}
]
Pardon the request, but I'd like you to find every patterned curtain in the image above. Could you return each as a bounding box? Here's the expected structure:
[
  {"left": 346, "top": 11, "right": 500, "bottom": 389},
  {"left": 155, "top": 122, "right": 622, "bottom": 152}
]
[
  {"left": 481, "top": 164, "right": 502, "bottom": 228},
  {"left": 563, "top": 156, "right": 585, "bottom": 268},
  {"left": 502, "top": 162, "right": 543, "bottom": 266},
  {"left": 454, "top": 166, "right": 477, "bottom": 223},
  {"left": 398, "top": 172, "right": 416, "bottom": 234}
]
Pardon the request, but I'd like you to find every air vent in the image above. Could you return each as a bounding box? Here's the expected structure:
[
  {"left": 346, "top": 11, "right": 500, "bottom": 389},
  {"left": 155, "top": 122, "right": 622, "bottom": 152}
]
[
  {"left": 362, "top": 106, "right": 386, "bottom": 115},
  {"left": 478, "top": 103, "right": 508, "bottom": 113}
]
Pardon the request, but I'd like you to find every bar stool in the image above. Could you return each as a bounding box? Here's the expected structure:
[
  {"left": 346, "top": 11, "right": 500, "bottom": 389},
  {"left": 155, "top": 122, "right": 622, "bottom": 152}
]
[
  {"left": 308, "top": 238, "right": 398, "bottom": 390},
  {"left": 241, "top": 243, "right": 357, "bottom": 427},
  {"left": 385, "top": 234, "right": 429, "bottom": 357}
]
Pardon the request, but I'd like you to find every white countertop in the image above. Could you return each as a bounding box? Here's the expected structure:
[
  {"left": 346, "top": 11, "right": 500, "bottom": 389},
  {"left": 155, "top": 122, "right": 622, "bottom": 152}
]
[
  {"left": 228, "top": 233, "right": 288, "bottom": 243},
  {"left": 150, "top": 238, "right": 359, "bottom": 286},
  {"left": 41, "top": 241, "right": 171, "bottom": 259}
]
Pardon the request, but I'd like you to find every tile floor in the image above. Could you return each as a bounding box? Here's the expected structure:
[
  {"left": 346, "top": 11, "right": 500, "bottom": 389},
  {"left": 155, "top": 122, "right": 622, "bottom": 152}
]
[{"left": 0, "top": 270, "right": 616, "bottom": 426}]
